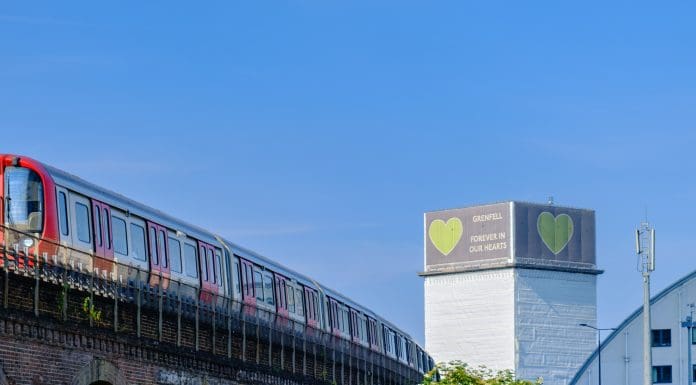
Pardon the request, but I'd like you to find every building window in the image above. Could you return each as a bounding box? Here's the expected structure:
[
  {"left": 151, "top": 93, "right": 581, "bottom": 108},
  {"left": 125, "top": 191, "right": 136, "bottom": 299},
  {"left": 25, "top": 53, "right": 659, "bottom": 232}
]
[
  {"left": 652, "top": 329, "right": 672, "bottom": 347},
  {"left": 693, "top": 365, "right": 696, "bottom": 383},
  {"left": 652, "top": 365, "right": 671, "bottom": 383}
]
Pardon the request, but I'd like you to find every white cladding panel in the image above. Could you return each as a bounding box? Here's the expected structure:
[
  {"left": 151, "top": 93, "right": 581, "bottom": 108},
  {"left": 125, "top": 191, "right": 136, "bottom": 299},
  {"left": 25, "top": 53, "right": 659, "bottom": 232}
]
[
  {"left": 424, "top": 269, "right": 515, "bottom": 370},
  {"left": 572, "top": 272, "right": 696, "bottom": 385},
  {"left": 515, "top": 269, "right": 597, "bottom": 385}
]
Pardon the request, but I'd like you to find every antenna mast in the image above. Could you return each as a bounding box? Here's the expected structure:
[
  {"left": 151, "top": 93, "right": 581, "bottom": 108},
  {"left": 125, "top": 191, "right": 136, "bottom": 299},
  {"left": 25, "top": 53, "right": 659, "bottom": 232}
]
[{"left": 636, "top": 221, "right": 655, "bottom": 385}]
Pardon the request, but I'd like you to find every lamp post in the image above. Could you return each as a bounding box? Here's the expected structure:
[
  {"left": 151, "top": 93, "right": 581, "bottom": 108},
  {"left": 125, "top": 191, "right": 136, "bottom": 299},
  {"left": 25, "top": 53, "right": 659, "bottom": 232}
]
[{"left": 580, "top": 323, "right": 617, "bottom": 385}]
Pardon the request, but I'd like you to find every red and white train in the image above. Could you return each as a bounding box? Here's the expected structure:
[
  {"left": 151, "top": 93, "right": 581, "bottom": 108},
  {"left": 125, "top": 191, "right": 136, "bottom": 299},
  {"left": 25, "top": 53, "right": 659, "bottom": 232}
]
[{"left": 0, "top": 154, "right": 433, "bottom": 373}]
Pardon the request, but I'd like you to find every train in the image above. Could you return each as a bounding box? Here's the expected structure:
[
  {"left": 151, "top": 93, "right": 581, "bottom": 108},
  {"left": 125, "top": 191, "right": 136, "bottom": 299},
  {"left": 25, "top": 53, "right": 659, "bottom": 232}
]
[{"left": 0, "top": 154, "right": 434, "bottom": 374}]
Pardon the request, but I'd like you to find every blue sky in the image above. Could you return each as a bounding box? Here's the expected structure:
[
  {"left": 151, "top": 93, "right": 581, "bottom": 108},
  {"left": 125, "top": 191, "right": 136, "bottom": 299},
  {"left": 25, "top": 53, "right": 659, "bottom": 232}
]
[{"left": 2, "top": 2, "right": 696, "bottom": 345}]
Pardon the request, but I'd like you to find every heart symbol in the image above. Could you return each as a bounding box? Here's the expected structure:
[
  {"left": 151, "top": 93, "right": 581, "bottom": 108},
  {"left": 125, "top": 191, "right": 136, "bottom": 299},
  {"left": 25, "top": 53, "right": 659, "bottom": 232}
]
[
  {"left": 428, "top": 218, "right": 463, "bottom": 256},
  {"left": 537, "top": 212, "right": 574, "bottom": 255}
]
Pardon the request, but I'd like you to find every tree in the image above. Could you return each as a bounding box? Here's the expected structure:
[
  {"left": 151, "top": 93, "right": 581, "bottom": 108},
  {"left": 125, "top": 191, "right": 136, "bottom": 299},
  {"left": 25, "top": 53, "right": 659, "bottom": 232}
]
[{"left": 423, "top": 361, "right": 542, "bottom": 385}]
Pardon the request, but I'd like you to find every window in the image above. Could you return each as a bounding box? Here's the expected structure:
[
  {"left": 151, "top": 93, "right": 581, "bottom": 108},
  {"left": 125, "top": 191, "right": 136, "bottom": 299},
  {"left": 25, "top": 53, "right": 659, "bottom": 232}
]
[
  {"left": 254, "top": 270, "right": 263, "bottom": 301},
  {"left": 652, "top": 329, "right": 672, "bottom": 347},
  {"left": 169, "top": 237, "right": 182, "bottom": 273},
  {"left": 158, "top": 230, "right": 167, "bottom": 268},
  {"left": 215, "top": 250, "right": 222, "bottom": 286},
  {"left": 112, "top": 217, "right": 128, "bottom": 255},
  {"left": 130, "top": 223, "right": 146, "bottom": 261},
  {"left": 288, "top": 284, "right": 295, "bottom": 313},
  {"left": 149, "top": 227, "right": 158, "bottom": 265},
  {"left": 652, "top": 365, "right": 672, "bottom": 383},
  {"left": 233, "top": 260, "right": 241, "bottom": 295},
  {"left": 263, "top": 272, "right": 274, "bottom": 306},
  {"left": 58, "top": 192, "right": 68, "bottom": 236},
  {"left": 295, "top": 288, "right": 304, "bottom": 316},
  {"left": 693, "top": 365, "right": 696, "bottom": 383},
  {"left": 200, "top": 246, "right": 208, "bottom": 281},
  {"left": 75, "top": 202, "right": 90, "bottom": 243},
  {"left": 692, "top": 328, "right": 696, "bottom": 345},
  {"left": 206, "top": 248, "right": 213, "bottom": 283},
  {"left": 94, "top": 207, "right": 102, "bottom": 246},
  {"left": 103, "top": 208, "right": 111, "bottom": 249},
  {"left": 184, "top": 244, "right": 198, "bottom": 278},
  {"left": 5, "top": 167, "right": 44, "bottom": 232}
]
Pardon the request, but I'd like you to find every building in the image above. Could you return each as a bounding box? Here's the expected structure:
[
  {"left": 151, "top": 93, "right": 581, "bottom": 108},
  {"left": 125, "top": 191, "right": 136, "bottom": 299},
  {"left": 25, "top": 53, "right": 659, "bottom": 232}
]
[
  {"left": 420, "top": 201, "right": 602, "bottom": 385},
  {"left": 570, "top": 269, "right": 696, "bottom": 385}
]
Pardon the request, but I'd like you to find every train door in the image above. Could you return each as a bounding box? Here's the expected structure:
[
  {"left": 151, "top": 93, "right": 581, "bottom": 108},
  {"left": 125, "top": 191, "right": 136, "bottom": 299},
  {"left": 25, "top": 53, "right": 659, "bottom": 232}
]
[
  {"left": 197, "top": 241, "right": 219, "bottom": 304},
  {"left": 91, "top": 200, "right": 114, "bottom": 275},
  {"left": 239, "top": 258, "right": 256, "bottom": 306},
  {"left": 274, "top": 274, "right": 289, "bottom": 318},
  {"left": 146, "top": 221, "right": 170, "bottom": 289},
  {"left": 304, "top": 287, "right": 318, "bottom": 328}
]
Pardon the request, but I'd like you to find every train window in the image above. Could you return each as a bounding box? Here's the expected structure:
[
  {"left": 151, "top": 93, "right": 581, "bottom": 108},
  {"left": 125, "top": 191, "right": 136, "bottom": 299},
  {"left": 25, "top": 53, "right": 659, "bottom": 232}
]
[
  {"left": 233, "top": 260, "right": 241, "bottom": 296},
  {"left": 149, "top": 227, "right": 158, "bottom": 265},
  {"left": 287, "top": 284, "right": 295, "bottom": 313},
  {"left": 254, "top": 270, "right": 263, "bottom": 301},
  {"left": 112, "top": 217, "right": 128, "bottom": 255},
  {"left": 199, "top": 246, "right": 207, "bottom": 281},
  {"left": 94, "top": 206, "right": 102, "bottom": 247},
  {"left": 103, "top": 208, "right": 111, "bottom": 249},
  {"left": 294, "top": 288, "right": 303, "bottom": 316},
  {"left": 130, "top": 223, "right": 146, "bottom": 261},
  {"left": 75, "top": 202, "right": 91, "bottom": 243},
  {"left": 206, "top": 248, "right": 214, "bottom": 283},
  {"left": 169, "top": 237, "right": 182, "bottom": 273},
  {"left": 184, "top": 243, "right": 198, "bottom": 278},
  {"left": 215, "top": 250, "right": 222, "bottom": 287},
  {"left": 263, "top": 272, "right": 274, "bottom": 306},
  {"left": 58, "top": 192, "right": 69, "bottom": 236},
  {"left": 158, "top": 230, "right": 167, "bottom": 268},
  {"left": 5, "top": 167, "right": 44, "bottom": 233}
]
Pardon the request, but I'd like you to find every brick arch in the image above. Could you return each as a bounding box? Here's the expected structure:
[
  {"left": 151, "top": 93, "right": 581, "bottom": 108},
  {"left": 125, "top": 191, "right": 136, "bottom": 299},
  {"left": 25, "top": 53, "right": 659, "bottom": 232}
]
[{"left": 72, "top": 359, "right": 126, "bottom": 385}]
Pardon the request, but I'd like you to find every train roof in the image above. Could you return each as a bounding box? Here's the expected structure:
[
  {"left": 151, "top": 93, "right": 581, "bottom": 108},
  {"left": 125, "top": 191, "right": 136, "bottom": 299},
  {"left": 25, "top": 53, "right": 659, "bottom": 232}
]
[{"left": 36, "top": 157, "right": 416, "bottom": 342}]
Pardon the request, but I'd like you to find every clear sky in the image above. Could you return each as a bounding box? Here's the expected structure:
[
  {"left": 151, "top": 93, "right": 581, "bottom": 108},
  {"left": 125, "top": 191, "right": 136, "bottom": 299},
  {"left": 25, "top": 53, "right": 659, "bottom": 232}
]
[{"left": 2, "top": 1, "right": 695, "bottom": 345}]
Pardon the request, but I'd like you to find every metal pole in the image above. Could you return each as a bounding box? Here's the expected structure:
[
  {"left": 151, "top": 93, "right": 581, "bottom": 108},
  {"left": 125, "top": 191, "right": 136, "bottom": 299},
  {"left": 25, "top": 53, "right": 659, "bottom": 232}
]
[
  {"left": 597, "top": 330, "right": 602, "bottom": 385},
  {"left": 643, "top": 271, "right": 652, "bottom": 385}
]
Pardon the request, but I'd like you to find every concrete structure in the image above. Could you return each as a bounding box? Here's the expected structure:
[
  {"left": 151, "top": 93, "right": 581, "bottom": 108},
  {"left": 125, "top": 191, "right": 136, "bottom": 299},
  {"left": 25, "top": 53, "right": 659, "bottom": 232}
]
[
  {"left": 421, "top": 201, "right": 602, "bottom": 385},
  {"left": 571, "top": 269, "right": 696, "bottom": 385}
]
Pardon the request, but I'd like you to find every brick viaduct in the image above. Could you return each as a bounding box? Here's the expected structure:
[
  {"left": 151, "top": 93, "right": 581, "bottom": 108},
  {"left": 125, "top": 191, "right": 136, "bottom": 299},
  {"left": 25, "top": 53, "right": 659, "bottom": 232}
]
[{"left": 0, "top": 247, "right": 422, "bottom": 385}]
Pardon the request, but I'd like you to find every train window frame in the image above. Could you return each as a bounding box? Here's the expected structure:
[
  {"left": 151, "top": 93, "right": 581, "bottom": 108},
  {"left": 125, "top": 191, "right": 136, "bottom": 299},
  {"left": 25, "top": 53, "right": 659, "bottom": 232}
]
[
  {"left": 129, "top": 222, "right": 147, "bottom": 262},
  {"left": 183, "top": 242, "right": 198, "bottom": 279},
  {"left": 58, "top": 191, "right": 69, "bottom": 236},
  {"left": 112, "top": 215, "right": 128, "bottom": 256},
  {"left": 168, "top": 236, "right": 182, "bottom": 274}
]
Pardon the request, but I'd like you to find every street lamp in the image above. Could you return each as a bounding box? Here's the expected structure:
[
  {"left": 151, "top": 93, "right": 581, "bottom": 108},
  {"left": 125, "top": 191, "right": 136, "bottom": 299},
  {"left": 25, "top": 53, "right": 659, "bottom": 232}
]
[{"left": 579, "top": 323, "right": 617, "bottom": 385}]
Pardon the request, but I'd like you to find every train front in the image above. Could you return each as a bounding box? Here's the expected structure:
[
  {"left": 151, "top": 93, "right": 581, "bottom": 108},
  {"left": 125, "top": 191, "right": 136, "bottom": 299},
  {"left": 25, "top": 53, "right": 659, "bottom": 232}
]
[{"left": 0, "top": 155, "right": 58, "bottom": 261}]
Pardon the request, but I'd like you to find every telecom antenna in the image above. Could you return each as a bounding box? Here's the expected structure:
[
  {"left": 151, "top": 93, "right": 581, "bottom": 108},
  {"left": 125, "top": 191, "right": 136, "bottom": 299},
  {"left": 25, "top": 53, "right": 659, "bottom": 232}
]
[{"left": 636, "top": 221, "right": 655, "bottom": 385}]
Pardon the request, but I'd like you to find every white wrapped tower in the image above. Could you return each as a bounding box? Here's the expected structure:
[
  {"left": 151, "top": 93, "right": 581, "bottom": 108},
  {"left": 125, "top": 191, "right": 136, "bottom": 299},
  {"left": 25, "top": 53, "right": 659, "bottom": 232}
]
[{"left": 421, "top": 201, "right": 601, "bottom": 385}]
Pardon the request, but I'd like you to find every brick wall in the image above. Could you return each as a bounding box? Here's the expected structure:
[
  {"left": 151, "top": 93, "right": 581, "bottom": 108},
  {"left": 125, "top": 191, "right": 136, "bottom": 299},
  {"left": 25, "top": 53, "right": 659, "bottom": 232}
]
[{"left": 0, "top": 269, "right": 419, "bottom": 385}]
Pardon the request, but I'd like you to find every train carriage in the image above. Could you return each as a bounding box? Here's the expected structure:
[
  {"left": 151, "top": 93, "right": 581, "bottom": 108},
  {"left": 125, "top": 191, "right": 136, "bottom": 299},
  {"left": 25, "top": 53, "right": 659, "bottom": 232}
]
[{"left": 0, "top": 154, "right": 434, "bottom": 375}]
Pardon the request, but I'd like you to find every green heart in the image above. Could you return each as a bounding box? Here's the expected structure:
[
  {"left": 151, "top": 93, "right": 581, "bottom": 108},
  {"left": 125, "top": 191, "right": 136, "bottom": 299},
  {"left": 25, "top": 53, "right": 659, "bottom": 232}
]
[
  {"left": 428, "top": 218, "right": 463, "bottom": 256},
  {"left": 537, "top": 212, "right": 574, "bottom": 255}
]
